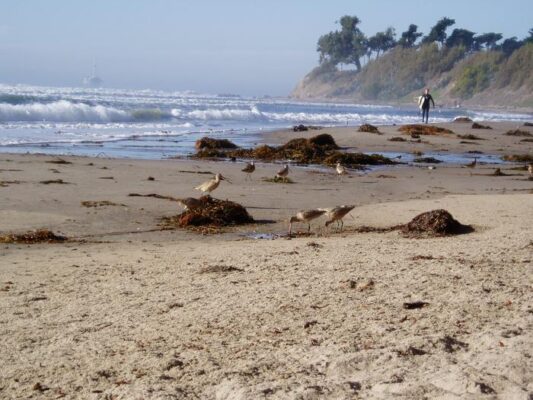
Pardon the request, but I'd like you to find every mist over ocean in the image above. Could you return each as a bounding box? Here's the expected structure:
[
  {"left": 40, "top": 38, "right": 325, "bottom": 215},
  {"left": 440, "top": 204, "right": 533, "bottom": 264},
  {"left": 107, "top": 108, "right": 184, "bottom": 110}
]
[{"left": 0, "top": 84, "right": 531, "bottom": 159}]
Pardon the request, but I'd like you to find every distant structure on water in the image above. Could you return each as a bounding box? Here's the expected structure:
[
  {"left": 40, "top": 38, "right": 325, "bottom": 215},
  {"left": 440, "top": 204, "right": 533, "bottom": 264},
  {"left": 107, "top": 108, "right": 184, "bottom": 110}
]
[{"left": 83, "top": 62, "right": 103, "bottom": 87}]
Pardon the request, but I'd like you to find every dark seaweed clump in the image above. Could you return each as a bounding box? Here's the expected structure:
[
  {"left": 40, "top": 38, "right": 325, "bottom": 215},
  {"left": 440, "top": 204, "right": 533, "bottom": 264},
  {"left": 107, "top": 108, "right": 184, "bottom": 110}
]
[
  {"left": 471, "top": 122, "right": 492, "bottom": 130},
  {"left": 0, "top": 229, "right": 67, "bottom": 244},
  {"left": 402, "top": 209, "right": 473, "bottom": 237},
  {"left": 358, "top": 123, "right": 381, "bottom": 134},
  {"left": 501, "top": 154, "right": 533, "bottom": 162},
  {"left": 192, "top": 134, "right": 395, "bottom": 168},
  {"left": 399, "top": 124, "right": 454, "bottom": 136},
  {"left": 195, "top": 137, "right": 239, "bottom": 150},
  {"left": 504, "top": 129, "right": 532, "bottom": 137},
  {"left": 160, "top": 196, "right": 253, "bottom": 231}
]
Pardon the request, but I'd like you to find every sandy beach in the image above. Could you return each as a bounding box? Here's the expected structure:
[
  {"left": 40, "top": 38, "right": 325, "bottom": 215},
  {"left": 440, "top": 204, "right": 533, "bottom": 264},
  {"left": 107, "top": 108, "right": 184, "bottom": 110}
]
[{"left": 1, "top": 121, "right": 532, "bottom": 399}]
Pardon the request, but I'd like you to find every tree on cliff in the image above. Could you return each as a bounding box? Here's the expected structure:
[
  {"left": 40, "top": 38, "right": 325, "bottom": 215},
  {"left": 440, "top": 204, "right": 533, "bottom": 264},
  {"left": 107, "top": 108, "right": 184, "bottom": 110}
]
[
  {"left": 367, "top": 27, "right": 396, "bottom": 58},
  {"left": 474, "top": 32, "right": 503, "bottom": 50},
  {"left": 446, "top": 29, "right": 475, "bottom": 50},
  {"left": 422, "top": 17, "right": 455, "bottom": 46},
  {"left": 398, "top": 24, "right": 422, "bottom": 48},
  {"left": 317, "top": 15, "right": 367, "bottom": 70}
]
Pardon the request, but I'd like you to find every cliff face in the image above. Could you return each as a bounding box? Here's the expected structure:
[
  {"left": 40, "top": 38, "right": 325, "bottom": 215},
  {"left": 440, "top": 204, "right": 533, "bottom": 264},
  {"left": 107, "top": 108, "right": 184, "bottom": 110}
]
[{"left": 291, "top": 44, "right": 533, "bottom": 109}]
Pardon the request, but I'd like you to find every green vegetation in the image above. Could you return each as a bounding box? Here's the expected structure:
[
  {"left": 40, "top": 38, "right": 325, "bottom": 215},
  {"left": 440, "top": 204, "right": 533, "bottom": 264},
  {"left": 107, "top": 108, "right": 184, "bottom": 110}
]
[{"left": 295, "top": 15, "right": 533, "bottom": 103}]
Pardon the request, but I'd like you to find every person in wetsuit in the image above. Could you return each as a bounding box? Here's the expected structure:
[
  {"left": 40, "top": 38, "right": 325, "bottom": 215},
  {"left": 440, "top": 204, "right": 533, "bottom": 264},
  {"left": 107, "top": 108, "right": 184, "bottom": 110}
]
[{"left": 419, "top": 88, "right": 435, "bottom": 124}]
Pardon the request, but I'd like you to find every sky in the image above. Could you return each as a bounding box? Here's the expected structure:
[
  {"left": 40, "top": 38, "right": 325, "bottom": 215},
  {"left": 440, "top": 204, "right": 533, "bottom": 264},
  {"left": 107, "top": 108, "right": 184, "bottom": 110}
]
[{"left": 0, "top": 0, "right": 531, "bottom": 96}]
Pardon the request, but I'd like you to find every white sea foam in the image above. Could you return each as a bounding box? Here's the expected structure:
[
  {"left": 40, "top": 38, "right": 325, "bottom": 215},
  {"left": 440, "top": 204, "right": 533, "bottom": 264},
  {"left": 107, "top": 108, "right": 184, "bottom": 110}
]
[{"left": 0, "top": 100, "right": 130, "bottom": 123}]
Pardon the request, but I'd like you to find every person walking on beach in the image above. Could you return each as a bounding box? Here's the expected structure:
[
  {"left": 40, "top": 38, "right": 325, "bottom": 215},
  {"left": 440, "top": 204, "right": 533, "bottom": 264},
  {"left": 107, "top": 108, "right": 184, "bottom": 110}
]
[{"left": 418, "top": 88, "right": 435, "bottom": 124}]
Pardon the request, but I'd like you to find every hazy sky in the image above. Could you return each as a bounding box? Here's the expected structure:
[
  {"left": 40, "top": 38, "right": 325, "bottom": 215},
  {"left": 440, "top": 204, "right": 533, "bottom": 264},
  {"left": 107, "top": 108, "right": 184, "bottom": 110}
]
[{"left": 1, "top": 0, "right": 531, "bottom": 96}]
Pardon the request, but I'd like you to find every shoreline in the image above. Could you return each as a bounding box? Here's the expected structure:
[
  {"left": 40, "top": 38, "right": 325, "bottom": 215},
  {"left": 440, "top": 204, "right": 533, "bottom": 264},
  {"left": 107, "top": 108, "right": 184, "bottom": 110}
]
[{"left": 0, "top": 120, "right": 532, "bottom": 398}]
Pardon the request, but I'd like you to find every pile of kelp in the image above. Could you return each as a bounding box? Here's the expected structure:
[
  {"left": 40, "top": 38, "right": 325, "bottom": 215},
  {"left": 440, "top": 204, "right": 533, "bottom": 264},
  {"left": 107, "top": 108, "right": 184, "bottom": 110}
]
[
  {"left": 399, "top": 124, "right": 454, "bottom": 136},
  {"left": 401, "top": 209, "right": 473, "bottom": 237},
  {"left": 0, "top": 229, "right": 67, "bottom": 244},
  {"left": 193, "top": 134, "right": 395, "bottom": 168},
  {"left": 160, "top": 196, "right": 253, "bottom": 233}
]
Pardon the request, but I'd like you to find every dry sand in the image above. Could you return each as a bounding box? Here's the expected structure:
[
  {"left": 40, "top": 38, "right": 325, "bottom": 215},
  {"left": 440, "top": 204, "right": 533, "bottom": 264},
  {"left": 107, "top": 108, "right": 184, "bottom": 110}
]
[{"left": 0, "top": 121, "right": 532, "bottom": 399}]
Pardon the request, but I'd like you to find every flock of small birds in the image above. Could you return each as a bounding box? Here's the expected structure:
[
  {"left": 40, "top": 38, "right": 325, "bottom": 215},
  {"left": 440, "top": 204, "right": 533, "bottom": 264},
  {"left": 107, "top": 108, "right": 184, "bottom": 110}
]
[{"left": 178, "top": 161, "right": 356, "bottom": 235}]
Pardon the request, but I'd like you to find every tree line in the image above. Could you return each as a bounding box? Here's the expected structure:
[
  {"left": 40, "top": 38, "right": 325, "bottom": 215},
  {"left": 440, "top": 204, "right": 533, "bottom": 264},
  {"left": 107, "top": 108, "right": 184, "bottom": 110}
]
[{"left": 317, "top": 16, "right": 533, "bottom": 70}]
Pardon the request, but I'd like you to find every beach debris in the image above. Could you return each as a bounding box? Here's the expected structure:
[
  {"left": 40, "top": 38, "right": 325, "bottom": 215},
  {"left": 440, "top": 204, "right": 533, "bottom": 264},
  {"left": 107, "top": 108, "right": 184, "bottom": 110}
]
[
  {"left": 504, "top": 129, "right": 532, "bottom": 137},
  {"left": 358, "top": 123, "right": 381, "bottom": 134},
  {"left": 471, "top": 122, "right": 492, "bottom": 129},
  {"left": 177, "top": 170, "right": 214, "bottom": 175},
  {"left": 160, "top": 196, "right": 253, "bottom": 231},
  {"left": 475, "top": 382, "right": 496, "bottom": 395},
  {"left": 428, "top": 166, "right": 436, "bottom": 170},
  {"left": 199, "top": 264, "right": 244, "bottom": 274},
  {"left": 40, "top": 179, "right": 70, "bottom": 184},
  {"left": 502, "top": 154, "right": 533, "bottom": 162},
  {"left": 33, "top": 383, "right": 50, "bottom": 392},
  {"left": 304, "top": 320, "right": 318, "bottom": 329},
  {"left": 403, "top": 301, "right": 429, "bottom": 309},
  {"left": 45, "top": 158, "right": 72, "bottom": 165},
  {"left": 439, "top": 335, "right": 469, "bottom": 353},
  {"left": 453, "top": 116, "right": 473, "bottom": 122},
  {"left": 293, "top": 124, "right": 308, "bottom": 132},
  {"left": 147, "top": 176, "right": 155, "bottom": 181},
  {"left": 491, "top": 168, "right": 508, "bottom": 176},
  {"left": 195, "top": 173, "right": 229, "bottom": 195},
  {"left": 457, "top": 134, "right": 485, "bottom": 140},
  {"left": 193, "top": 134, "right": 395, "bottom": 167},
  {"left": 288, "top": 209, "right": 327, "bottom": 235},
  {"left": 195, "top": 137, "right": 238, "bottom": 150},
  {"left": 524, "top": 122, "right": 533, "bottom": 127},
  {"left": 262, "top": 176, "right": 294, "bottom": 184},
  {"left": 320, "top": 205, "right": 356, "bottom": 231},
  {"left": 521, "top": 138, "right": 533, "bottom": 143},
  {"left": 81, "top": 200, "right": 126, "bottom": 208},
  {"left": 402, "top": 209, "right": 473, "bottom": 237},
  {"left": 241, "top": 161, "right": 255, "bottom": 180},
  {"left": 399, "top": 124, "right": 454, "bottom": 136},
  {"left": 396, "top": 346, "right": 427, "bottom": 356},
  {"left": 0, "top": 229, "right": 67, "bottom": 244},
  {"left": 347, "top": 382, "right": 362, "bottom": 393},
  {"left": 99, "top": 176, "right": 114, "bottom": 179},
  {"left": 128, "top": 193, "right": 180, "bottom": 201},
  {"left": 0, "top": 180, "right": 23, "bottom": 187},
  {"left": 413, "top": 157, "right": 442, "bottom": 164},
  {"left": 388, "top": 136, "right": 407, "bottom": 142}
]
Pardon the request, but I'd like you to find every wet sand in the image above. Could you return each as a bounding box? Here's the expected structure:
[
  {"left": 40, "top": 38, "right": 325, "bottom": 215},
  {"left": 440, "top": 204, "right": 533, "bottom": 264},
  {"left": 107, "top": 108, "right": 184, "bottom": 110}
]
[{"left": 0, "top": 121, "right": 532, "bottom": 399}]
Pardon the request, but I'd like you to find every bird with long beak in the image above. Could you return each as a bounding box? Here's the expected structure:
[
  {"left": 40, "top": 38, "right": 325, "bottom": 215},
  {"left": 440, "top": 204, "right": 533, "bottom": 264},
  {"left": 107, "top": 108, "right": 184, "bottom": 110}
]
[
  {"left": 277, "top": 164, "right": 289, "bottom": 178},
  {"left": 288, "top": 209, "right": 326, "bottom": 235},
  {"left": 320, "top": 205, "right": 355, "bottom": 231},
  {"left": 194, "top": 173, "right": 230, "bottom": 195},
  {"left": 241, "top": 161, "right": 255, "bottom": 180}
]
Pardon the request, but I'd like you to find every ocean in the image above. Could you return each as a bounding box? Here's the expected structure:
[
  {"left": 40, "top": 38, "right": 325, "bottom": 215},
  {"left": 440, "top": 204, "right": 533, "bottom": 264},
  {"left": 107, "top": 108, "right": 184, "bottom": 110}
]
[{"left": 0, "top": 84, "right": 531, "bottom": 160}]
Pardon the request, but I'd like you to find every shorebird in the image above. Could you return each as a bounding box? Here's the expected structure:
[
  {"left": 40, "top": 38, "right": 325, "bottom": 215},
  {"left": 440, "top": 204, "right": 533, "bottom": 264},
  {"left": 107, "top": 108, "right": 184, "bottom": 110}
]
[
  {"left": 464, "top": 157, "right": 478, "bottom": 168},
  {"left": 320, "top": 205, "right": 355, "bottom": 231},
  {"left": 194, "top": 173, "right": 229, "bottom": 195},
  {"left": 176, "top": 197, "right": 203, "bottom": 211},
  {"left": 277, "top": 164, "right": 289, "bottom": 178},
  {"left": 241, "top": 161, "right": 255, "bottom": 180},
  {"left": 336, "top": 162, "right": 348, "bottom": 176},
  {"left": 288, "top": 209, "right": 326, "bottom": 235}
]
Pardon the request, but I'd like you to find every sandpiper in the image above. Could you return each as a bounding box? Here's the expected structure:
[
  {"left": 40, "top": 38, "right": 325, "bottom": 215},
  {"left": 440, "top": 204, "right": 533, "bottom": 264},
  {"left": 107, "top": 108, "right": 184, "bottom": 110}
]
[
  {"left": 320, "top": 205, "right": 355, "bottom": 231},
  {"left": 277, "top": 164, "right": 289, "bottom": 178},
  {"left": 194, "top": 173, "right": 229, "bottom": 195},
  {"left": 288, "top": 209, "right": 326, "bottom": 235},
  {"left": 241, "top": 161, "right": 255, "bottom": 180}
]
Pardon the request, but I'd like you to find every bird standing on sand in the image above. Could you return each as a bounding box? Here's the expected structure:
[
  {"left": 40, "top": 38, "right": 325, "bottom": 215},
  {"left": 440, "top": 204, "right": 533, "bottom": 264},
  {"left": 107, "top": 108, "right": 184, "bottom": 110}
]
[
  {"left": 464, "top": 157, "right": 477, "bottom": 168},
  {"left": 194, "top": 173, "right": 229, "bottom": 195},
  {"left": 176, "top": 197, "right": 202, "bottom": 211},
  {"left": 288, "top": 209, "right": 326, "bottom": 235},
  {"left": 241, "top": 161, "right": 255, "bottom": 180},
  {"left": 320, "top": 205, "right": 355, "bottom": 231},
  {"left": 277, "top": 164, "right": 289, "bottom": 178},
  {"left": 336, "top": 162, "right": 348, "bottom": 176}
]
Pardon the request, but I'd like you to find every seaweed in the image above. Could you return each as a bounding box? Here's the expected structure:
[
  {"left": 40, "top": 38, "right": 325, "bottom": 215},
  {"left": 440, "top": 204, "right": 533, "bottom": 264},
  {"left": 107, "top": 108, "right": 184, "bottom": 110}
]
[
  {"left": 388, "top": 137, "right": 407, "bottom": 142},
  {"left": 0, "top": 229, "right": 67, "bottom": 244},
  {"left": 45, "top": 158, "right": 72, "bottom": 165},
  {"left": 453, "top": 117, "right": 472, "bottom": 122},
  {"left": 81, "top": 200, "right": 126, "bottom": 207},
  {"left": 160, "top": 196, "right": 253, "bottom": 231},
  {"left": 505, "top": 129, "right": 532, "bottom": 137},
  {"left": 501, "top": 154, "right": 533, "bottom": 162},
  {"left": 40, "top": 179, "right": 70, "bottom": 184},
  {"left": 413, "top": 157, "right": 442, "bottom": 164},
  {"left": 457, "top": 134, "right": 485, "bottom": 140},
  {"left": 195, "top": 137, "right": 238, "bottom": 150},
  {"left": 401, "top": 209, "right": 473, "bottom": 237},
  {"left": 358, "top": 124, "right": 381, "bottom": 134},
  {"left": 262, "top": 176, "right": 294, "bottom": 184},
  {"left": 471, "top": 122, "right": 492, "bottom": 130},
  {"left": 0, "top": 180, "right": 22, "bottom": 187},
  {"left": 192, "top": 133, "right": 394, "bottom": 167},
  {"left": 398, "top": 124, "right": 454, "bottom": 136}
]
